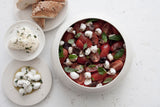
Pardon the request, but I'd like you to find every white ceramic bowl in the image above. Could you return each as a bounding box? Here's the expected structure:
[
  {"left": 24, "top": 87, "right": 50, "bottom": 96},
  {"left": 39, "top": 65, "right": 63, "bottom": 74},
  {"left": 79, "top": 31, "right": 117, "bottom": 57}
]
[
  {"left": 51, "top": 14, "right": 132, "bottom": 93},
  {"left": 4, "top": 20, "right": 45, "bottom": 61}
]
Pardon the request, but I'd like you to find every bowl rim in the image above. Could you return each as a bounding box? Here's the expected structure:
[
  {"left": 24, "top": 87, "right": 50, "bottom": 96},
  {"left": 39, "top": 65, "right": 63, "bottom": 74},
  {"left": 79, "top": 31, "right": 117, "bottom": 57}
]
[
  {"left": 52, "top": 13, "right": 131, "bottom": 90},
  {"left": 4, "top": 20, "right": 45, "bottom": 61}
]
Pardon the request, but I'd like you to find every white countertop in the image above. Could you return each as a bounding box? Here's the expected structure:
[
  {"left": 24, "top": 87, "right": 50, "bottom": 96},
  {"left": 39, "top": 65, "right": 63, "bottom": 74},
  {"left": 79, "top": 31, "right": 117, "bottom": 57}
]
[{"left": 0, "top": 0, "right": 160, "bottom": 107}]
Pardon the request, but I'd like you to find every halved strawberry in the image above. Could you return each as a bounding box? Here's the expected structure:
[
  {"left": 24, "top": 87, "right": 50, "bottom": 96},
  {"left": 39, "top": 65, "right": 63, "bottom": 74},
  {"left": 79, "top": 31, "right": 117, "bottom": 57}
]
[
  {"left": 76, "top": 39, "right": 84, "bottom": 49},
  {"left": 91, "top": 72, "right": 107, "bottom": 81},
  {"left": 62, "top": 32, "right": 74, "bottom": 42},
  {"left": 77, "top": 57, "right": 88, "bottom": 64},
  {"left": 110, "top": 41, "right": 123, "bottom": 52},
  {"left": 92, "top": 33, "right": 99, "bottom": 45}
]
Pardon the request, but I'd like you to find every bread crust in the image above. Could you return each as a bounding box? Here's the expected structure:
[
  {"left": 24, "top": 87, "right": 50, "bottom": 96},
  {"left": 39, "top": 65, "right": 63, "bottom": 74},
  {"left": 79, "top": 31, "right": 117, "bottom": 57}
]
[{"left": 32, "top": 1, "right": 64, "bottom": 18}]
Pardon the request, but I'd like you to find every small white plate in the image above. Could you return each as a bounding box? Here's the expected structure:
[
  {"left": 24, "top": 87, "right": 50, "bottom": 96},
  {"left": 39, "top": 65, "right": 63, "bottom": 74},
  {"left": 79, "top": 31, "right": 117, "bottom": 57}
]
[
  {"left": 2, "top": 58, "right": 52, "bottom": 106},
  {"left": 4, "top": 20, "right": 45, "bottom": 61},
  {"left": 14, "top": 0, "right": 68, "bottom": 32}
]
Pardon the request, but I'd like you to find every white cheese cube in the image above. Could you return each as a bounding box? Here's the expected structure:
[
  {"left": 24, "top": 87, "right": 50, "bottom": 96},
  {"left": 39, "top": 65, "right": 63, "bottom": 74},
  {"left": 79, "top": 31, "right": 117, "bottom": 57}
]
[
  {"left": 68, "top": 47, "right": 73, "bottom": 54},
  {"left": 107, "top": 53, "right": 114, "bottom": 61},
  {"left": 80, "top": 23, "right": 86, "bottom": 31},
  {"left": 96, "top": 83, "right": 103, "bottom": 87},
  {"left": 107, "top": 68, "right": 116, "bottom": 75},
  {"left": 84, "top": 72, "right": 91, "bottom": 79},
  {"left": 34, "top": 74, "right": 41, "bottom": 81},
  {"left": 64, "top": 58, "right": 73, "bottom": 66},
  {"left": 85, "top": 48, "right": 91, "bottom": 55},
  {"left": 84, "top": 79, "right": 92, "bottom": 85},
  {"left": 90, "top": 45, "right": 98, "bottom": 53},
  {"left": 60, "top": 41, "right": 64, "bottom": 46},
  {"left": 75, "top": 65, "right": 84, "bottom": 73},
  {"left": 104, "top": 60, "right": 110, "bottom": 69},
  {"left": 95, "top": 28, "right": 102, "bottom": 36},
  {"left": 32, "top": 82, "right": 41, "bottom": 89},
  {"left": 85, "top": 30, "right": 93, "bottom": 39}
]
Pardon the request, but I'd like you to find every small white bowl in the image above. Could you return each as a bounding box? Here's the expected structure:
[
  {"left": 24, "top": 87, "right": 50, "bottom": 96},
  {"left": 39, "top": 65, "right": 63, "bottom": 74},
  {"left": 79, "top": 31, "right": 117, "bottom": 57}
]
[
  {"left": 4, "top": 20, "right": 45, "bottom": 61},
  {"left": 51, "top": 14, "right": 132, "bottom": 93},
  {"left": 2, "top": 58, "right": 52, "bottom": 106}
]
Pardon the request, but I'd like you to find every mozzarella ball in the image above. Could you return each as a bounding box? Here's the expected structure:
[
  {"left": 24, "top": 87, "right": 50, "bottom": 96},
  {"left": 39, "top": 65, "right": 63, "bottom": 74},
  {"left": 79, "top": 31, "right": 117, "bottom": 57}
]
[
  {"left": 13, "top": 79, "right": 18, "bottom": 87},
  {"left": 85, "top": 48, "right": 91, "bottom": 55},
  {"left": 85, "top": 30, "right": 93, "bottom": 39},
  {"left": 30, "top": 69, "right": 36, "bottom": 75},
  {"left": 90, "top": 45, "right": 98, "bottom": 53},
  {"left": 108, "top": 68, "right": 116, "bottom": 75},
  {"left": 84, "top": 79, "right": 92, "bottom": 85},
  {"left": 107, "top": 53, "right": 114, "bottom": 61},
  {"left": 70, "top": 72, "right": 79, "bottom": 80},
  {"left": 96, "top": 83, "right": 103, "bottom": 87},
  {"left": 26, "top": 72, "right": 34, "bottom": 81},
  {"left": 64, "top": 58, "right": 73, "bottom": 66},
  {"left": 104, "top": 60, "right": 110, "bottom": 69},
  {"left": 32, "top": 82, "right": 41, "bottom": 90},
  {"left": 34, "top": 74, "right": 41, "bottom": 81},
  {"left": 59, "top": 40, "right": 64, "bottom": 46},
  {"left": 17, "top": 80, "right": 25, "bottom": 87},
  {"left": 80, "top": 23, "right": 86, "bottom": 31},
  {"left": 84, "top": 72, "right": 91, "bottom": 79},
  {"left": 15, "top": 72, "right": 24, "bottom": 79},
  {"left": 95, "top": 28, "right": 102, "bottom": 36},
  {"left": 75, "top": 65, "right": 84, "bottom": 73},
  {"left": 68, "top": 47, "right": 73, "bottom": 54},
  {"left": 23, "top": 80, "right": 30, "bottom": 89},
  {"left": 19, "top": 88, "right": 26, "bottom": 95},
  {"left": 21, "top": 67, "right": 27, "bottom": 74},
  {"left": 25, "top": 85, "right": 32, "bottom": 93}
]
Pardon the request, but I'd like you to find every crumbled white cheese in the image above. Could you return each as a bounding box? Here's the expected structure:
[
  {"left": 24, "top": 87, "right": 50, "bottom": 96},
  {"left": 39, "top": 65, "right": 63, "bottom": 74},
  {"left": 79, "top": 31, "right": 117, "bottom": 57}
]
[
  {"left": 95, "top": 28, "right": 102, "bottom": 36},
  {"left": 72, "top": 43, "right": 76, "bottom": 47},
  {"left": 84, "top": 79, "right": 92, "bottom": 85},
  {"left": 8, "top": 26, "right": 39, "bottom": 53},
  {"left": 90, "top": 45, "right": 98, "bottom": 53},
  {"left": 70, "top": 72, "right": 79, "bottom": 80},
  {"left": 64, "top": 58, "right": 73, "bottom": 66},
  {"left": 67, "top": 27, "right": 76, "bottom": 34},
  {"left": 85, "top": 30, "right": 93, "bottom": 39},
  {"left": 86, "top": 22, "right": 93, "bottom": 27},
  {"left": 68, "top": 47, "right": 73, "bottom": 54},
  {"left": 79, "top": 51, "right": 84, "bottom": 57},
  {"left": 107, "top": 53, "right": 114, "bottom": 61},
  {"left": 30, "top": 69, "right": 36, "bottom": 75},
  {"left": 75, "top": 65, "right": 84, "bottom": 73},
  {"left": 25, "top": 72, "right": 34, "bottom": 81},
  {"left": 107, "top": 68, "right": 116, "bottom": 75},
  {"left": 104, "top": 60, "right": 110, "bottom": 69},
  {"left": 59, "top": 40, "right": 64, "bottom": 46},
  {"left": 85, "top": 48, "right": 91, "bottom": 55},
  {"left": 15, "top": 72, "right": 25, "bottom": 79},
  {"left": 80, "top": 23, "right": 86, "bottom": 31},
  {"left": 84, "top": 72, "right": 91, "bottom": 79},
  {"left": 96, "top": 83, "right": 103, "bottom": 87},
  {"left": 22, "top": 80, "right": 30, "bottom": 89},
  {"left": 25, "top": 85, "right": 32, "bottom": 93}
]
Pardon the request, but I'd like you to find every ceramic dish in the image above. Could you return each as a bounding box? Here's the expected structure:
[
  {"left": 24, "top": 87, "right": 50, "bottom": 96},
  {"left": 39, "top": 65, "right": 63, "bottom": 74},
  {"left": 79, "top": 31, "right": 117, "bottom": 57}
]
[
  {"left": 51, "top": 14, "right": 132, "bottom": 93},
  {"left": 4, "top": 20, "right": 45, "bottom": 61},
  {"left": 2, "top": 58, "right": 52, "bottom": 106},
  {"left": 14, "top": 0, "right": 68, "bottom": 32}
]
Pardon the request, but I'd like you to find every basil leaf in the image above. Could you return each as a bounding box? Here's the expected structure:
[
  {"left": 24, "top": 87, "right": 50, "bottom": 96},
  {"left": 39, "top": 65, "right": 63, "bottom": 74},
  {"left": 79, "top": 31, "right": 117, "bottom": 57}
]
[
  {"left": 91, "top": 77, "right": 95, "bottom": 81},
  {"left": 59, "top": 46, "right": 64, "bottom": 58},
  {"left": 109, "top": 34, "right": 122, "bottom": 41},
  {"left": 88, "top": 64, "right": 96, "bottom": 68},
  {"left": 98, "top": 67, "right": 107, "bottom": 75},
  {"left": 75, "top": 33, "right": 81, "bottom": 38},
  {"left": 86, "top": 18, "right": 98, "bottom": 23},
  {"left": 98, "top": 48, "right": 101, "bottom": 55},
  {"left": 64, "top": 67, "right": 76, "bottom": 73},
  {"left": 69, "top": 54, "right": 78, "bottom": 60},
  {"left": 68, "top": 39, "right": 75, "bottom": 44},
  {"left": 101, "top": 32, "right": 107, "bottom": 43},
  {"left": 83, "top": 43, "right": 88, "bottom": 49},
  {"left": 103, "top": 77, "right": 112, "bottom": 84},
  {"left": 114, "top": 49, "right": 125, "bottom": 59}
]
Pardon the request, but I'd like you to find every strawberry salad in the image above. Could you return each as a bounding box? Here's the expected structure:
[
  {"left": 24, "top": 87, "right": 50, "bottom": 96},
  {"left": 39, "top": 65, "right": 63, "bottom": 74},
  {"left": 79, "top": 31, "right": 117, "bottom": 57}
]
[{"left": 59, "top": 18, "right": 126, "bottom": 87}]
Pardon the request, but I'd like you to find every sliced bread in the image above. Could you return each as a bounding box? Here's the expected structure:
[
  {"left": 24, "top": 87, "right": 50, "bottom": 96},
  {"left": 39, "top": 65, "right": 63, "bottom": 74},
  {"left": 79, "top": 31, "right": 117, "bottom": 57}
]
[{"left": 16, "top": 0, "right": 39, "bottom": 10}]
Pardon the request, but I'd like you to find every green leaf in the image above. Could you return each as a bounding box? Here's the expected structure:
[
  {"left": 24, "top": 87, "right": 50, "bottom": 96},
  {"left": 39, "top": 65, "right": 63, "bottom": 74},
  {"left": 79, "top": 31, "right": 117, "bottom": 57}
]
[
  {"left": 98, "top": 48, "right": 101, "bottom": 55},
  {"left": 83, "top": 43, "right": 88, "bottom": 49},
  {"left": 59, "top": 46, "right": 64, "bottom": 58},
  {"left": 86, "top": 56, "right": 90, "bottom": 59},
  {"left": 64, "top": 67, "right": 77, "bottom": 73},
  {"left": 103, "top": 77, "right": 113, "bottom": 84},
  {"left": 114, "top": 49, "right": 125, "bottom": 59},
  {"left": 87, "top": 18, "right": 98, "bottom": 23},
  {"left": 98, "top": 67, "right": 107, "bottom": 75},
  {"left": 75, "top": 33, "right": 81, "bottom": 38},
  {"left": 88, "top": 64, "right": 96, "bottom": 68},
  {"left": 91, "top": 77, "right": 95, "bottom": 81},
  {"left": 101, "top": 32, "right": 107, "bottom": 43},
  {"left": 69, "top": 54, "right": 78, "bottom": 60},
  {"left": 68, "top": 39, "right": 75, "bottom": 44},
  {"left": 109, "top": 34, "right": 122, "bottom": 41}
]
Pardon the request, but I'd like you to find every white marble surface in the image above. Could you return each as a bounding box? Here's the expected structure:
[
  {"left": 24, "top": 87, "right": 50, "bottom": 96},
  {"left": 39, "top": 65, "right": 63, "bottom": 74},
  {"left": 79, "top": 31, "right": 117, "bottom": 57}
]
[{"left": 0, "top": 0, "right": 160, "bottom": 107}]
